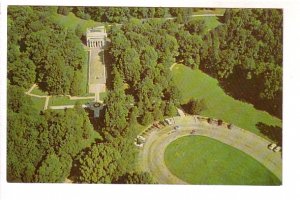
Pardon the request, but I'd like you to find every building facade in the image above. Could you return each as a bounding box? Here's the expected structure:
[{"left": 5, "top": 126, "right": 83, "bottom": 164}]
[{"left": 86, "top": 26, "right": 107, "bottom": 48}]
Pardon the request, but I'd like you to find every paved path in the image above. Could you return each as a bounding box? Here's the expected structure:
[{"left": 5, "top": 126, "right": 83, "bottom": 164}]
[
  {"left": 138, "top": 116, "right": 282, "bottom": 184},
  {"left": 25, "top": 84, "right": 97, "bottom": 110},
  {"left": 44, "top": 96, "right": 50, "bottom": 110},
  {"left": 49, "top": 104, "right": 89, "bottom": 110},
  {"left": 88, "top": 49, "right": 106, "bottom": 94},
  {"left": 169, "top": 63, "right": 177, "bottom": 71},
  {"left": 26, "top": 83, "right": 38, "bottom": 94}
]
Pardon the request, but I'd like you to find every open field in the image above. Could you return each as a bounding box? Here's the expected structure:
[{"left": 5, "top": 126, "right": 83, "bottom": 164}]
[
  {"left": 30, "top": 96, "right": 45, "bottom": 112},
  {"left": 31, "top": 87, "right": 48, "bottom": 96},
  {"left": 48, "top": 96, "right": 93, "bottom": 106},
  {"left": 172, "top": 64, "right": 281, "bottom": 135},
  {"left": 51, "top": 12, "right": 102, "bottom": 31},
  {"left": 164, "top": 135, "right": 280, "bottom": 185}
]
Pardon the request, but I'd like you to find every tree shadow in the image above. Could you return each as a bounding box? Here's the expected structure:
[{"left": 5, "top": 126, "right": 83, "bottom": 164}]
[
  {"left": 104, "top": 47, "right": 114, "bottom": 91},
  {"left": 256, "top": 122, "right": 282, "bottom": 146},
  {"left": 218, "top": 68, "right": 282, "bottom": 119}
]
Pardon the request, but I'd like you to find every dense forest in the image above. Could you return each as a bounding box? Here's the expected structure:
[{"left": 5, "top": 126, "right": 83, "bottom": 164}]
[
  {"left": 8, "top": 6, "right": 86, "bottom": 95},
  {"left": 201, "top": 9, "right": 283, "bottom": 117},
  {"left": 7, "top": 6, "right": 282, "bottom": 183}
]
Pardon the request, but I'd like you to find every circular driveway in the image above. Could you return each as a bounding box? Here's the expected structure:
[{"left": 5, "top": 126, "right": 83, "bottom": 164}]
[{"left": 138, "top": 116, "right": 282, "bottom": 184}]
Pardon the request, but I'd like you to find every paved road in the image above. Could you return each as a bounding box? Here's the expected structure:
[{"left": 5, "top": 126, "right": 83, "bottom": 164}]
[{"left": 138, "top": 116, "right": 282, "bottom": 184}]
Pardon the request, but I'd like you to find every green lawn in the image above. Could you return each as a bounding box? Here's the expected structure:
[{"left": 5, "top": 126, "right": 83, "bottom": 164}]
[
  {"left": 99, "top": 92, "right": 107, "bottom": 101},
  {"left": 30, "top": 96, "right": 45, "bottom": 112},
  {"left": 190, "top": 16, "right": 221, "bottom": 34},
  {"left": 172, "top": 64, "right": 281, "bottom": 135},
  {"left": 51, "top": 12, "right": 102, "bottom": 31},
  {"left": 81, "top": 51, "right": 89, "bottom": 94},
  {"left": 164, "top": 135, "right": 281, "bottom": 185},
  {"left": 31, "top": 87, "right": 48, "bottom": 96},
  {"left": 49, "top": 96, "right": 93, "bottom": 106},
  {"left": 192, "top": 8, "right": 226, "bottom": 16}
]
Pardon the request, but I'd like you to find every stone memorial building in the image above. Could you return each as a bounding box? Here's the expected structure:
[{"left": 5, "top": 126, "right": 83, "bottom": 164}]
[{"left": 86, "top": 26, "right": 107, "bottom": 48}]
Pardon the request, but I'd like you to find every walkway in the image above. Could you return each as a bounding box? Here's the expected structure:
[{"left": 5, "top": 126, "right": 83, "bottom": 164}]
[
  {"left": 138, "top": 116, "right": 282, "bottom": 184},
  {"left": 25, "top": 84, "right": 50, "bottom": 110},
  {"left": 169, "top": 62, "right": 177, "bottom": 71},
  {"left": 25, "top": 84, "right": 95, "bottom": 110},
  {"left": 88, "top": 48, "right": 106, "bottom": 95}
]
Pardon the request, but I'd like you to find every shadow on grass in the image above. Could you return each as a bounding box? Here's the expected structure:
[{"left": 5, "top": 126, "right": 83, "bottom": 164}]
[
  {"left": 217, "top": 68, "right": 282, "bottom": 119},
  {"left": 256, "top": 122, "right": 282, "bottom": 146}
]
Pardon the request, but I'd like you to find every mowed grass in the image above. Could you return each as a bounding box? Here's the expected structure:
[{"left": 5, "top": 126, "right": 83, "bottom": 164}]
[
  {"left": 164, "top": 136, "right": 281, "bottom": 185},
  {"left": 31, "top": 87, "right": 48, "bottom": 96},
  {"left": 51, "top": 12, "right": 102, "bottom": 31},
  {"left": 49, "top": 96, "right": 93, "bottom": 106},
  {"left": 81, "top": 51, "right": 89, "bottom": 94},
  {"left": 29, "top": 96, "right": 45, "bottom": 112},
  {"left": 192, "top": 8, "right": 226, "bottom": 16},
  {"left": 172, "top": 64, "right": 281, "bottom": 135}
]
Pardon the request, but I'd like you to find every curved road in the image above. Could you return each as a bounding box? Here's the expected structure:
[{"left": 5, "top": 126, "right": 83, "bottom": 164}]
[{"left": 138, "top": 116, "right": 282, "bottom": 184}]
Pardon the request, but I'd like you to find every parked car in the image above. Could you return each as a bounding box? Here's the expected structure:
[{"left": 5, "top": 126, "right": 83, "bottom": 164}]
[
  {"left": 165, "top": 118, "right": 173, "bottom": 125},
  {"left": 268, "top": 143, "right": 277, "bottom": 150},
  {"left": 273, "top": 146, "right": 282, "bottom": 152}
]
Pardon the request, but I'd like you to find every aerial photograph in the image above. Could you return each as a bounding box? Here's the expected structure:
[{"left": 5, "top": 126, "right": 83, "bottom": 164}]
[{"left": 7, "top": 6, "right": 282, "bottom": 185}]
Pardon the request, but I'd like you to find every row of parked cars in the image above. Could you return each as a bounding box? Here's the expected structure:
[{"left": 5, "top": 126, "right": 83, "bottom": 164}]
[
  {"left": 135, "top": 118, "right": 176, "bottom": 148},
  {"left": 202, "top": 117, "right": 233, "bottom": 129}
]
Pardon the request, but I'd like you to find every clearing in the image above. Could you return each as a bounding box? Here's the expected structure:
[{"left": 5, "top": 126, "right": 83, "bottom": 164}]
[{"left": 171, "top": 64, "right": 282, "bottom": 135}]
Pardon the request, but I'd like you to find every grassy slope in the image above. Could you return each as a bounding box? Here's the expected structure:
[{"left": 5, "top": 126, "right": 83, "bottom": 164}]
[
  {"left": 164, "top": 136, "right": 280, "bottom": 185},
  {"left": 172, "top": 64, "right": 281, "bottom": 135},
  {"left": 199, "top": 16, "right": 221, "bottom": 33},
  {"left": 51, "top": 12, "right": 102, "bottom": 31}
]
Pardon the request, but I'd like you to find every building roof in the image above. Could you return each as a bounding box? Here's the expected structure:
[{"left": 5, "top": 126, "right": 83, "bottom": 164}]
[{"left": 86, "top": 26, "right": 107, "bottom": 39}]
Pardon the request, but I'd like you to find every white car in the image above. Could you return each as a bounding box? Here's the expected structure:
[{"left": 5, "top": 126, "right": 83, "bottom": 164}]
[
  {"left": 165, "top": 118, "right": 174, "bottom": 125},
  {"left": 268, "top": 143, "right": 277, "bottom": 150},
  {"left": 273, "top": 146, "right": 282, "bottom": 152}
]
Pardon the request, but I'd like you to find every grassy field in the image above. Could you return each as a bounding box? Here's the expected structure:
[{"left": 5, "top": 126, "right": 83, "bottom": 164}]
[
  {"left": 51, "top": 12, "right": 102, "bottom": 31},
  {"left": 172, "top": 64, "right": 281, "bottom": 135},
  {"left": 164, "top": 135, "right": 281, "bottom": 185},
  {"left": 31, "top": 87, "right": 48, "bottom": 96},
  {"left": 30, "top": 96, "right": 45, "bottom": 112},
  {"left": 49, "top": 96, "right": 93, "bottom": 106}
]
